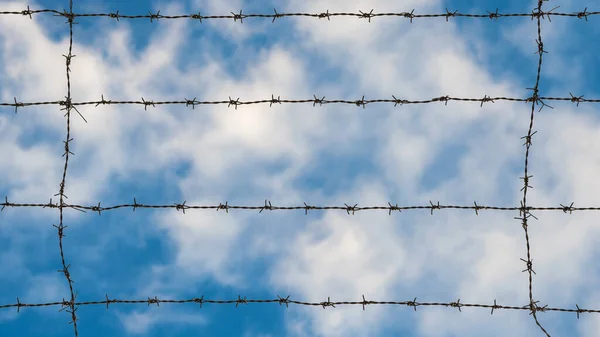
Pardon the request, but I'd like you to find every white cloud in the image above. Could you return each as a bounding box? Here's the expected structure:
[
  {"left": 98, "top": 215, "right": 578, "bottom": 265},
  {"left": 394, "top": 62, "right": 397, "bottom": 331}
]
[
  {"left": 118, "top": 308, "right": 207, "bottom": 335},
  {"left": 190, "top": 0, "right": 272, "bottom": 41},
  {"left": 24, "top": 273, "right": 68, "bottom": 304}
]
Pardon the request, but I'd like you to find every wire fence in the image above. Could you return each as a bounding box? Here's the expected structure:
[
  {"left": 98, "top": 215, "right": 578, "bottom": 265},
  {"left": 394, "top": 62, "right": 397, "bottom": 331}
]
[{"left": 0, "top": 1, "right": 597, "bottom": 336}]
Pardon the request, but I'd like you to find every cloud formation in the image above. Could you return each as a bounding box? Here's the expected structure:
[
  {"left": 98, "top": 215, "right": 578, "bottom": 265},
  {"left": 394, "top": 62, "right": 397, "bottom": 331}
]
[{"left": 1, "top": 0, "right": 600, "bottom": 336}]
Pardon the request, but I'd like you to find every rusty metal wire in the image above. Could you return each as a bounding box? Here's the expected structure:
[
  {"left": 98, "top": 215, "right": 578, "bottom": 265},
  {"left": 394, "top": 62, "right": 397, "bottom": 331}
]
[{"left": 0, "top": 1, "right": 596, "bottom": 336}]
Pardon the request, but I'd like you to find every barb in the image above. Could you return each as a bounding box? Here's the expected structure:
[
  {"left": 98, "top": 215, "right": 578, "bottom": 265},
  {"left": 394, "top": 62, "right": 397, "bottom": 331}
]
[
  {"left": 174, "top": 201, "right": 189, "bottom": 214},
  {"left": 359, "top": 9, "right": 374, "bottom": 23}
]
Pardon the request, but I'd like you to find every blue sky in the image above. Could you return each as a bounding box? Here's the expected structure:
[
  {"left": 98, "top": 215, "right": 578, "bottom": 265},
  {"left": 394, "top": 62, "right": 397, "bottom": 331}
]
[{"left": 1, "top": 0, "right": 600, "bottom": 336}]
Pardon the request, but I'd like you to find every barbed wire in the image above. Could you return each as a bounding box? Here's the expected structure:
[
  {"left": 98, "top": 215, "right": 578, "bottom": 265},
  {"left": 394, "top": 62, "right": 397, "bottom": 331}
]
[
  {"left": 0, "top": 93, "right": 595, "bottom": 115},
  {"left": 517, "top": 1, "right": 549, "bottom": 336},
  {"left": 0, "top": 295, "right": 597, "bottom": 319},
  {"left": 0, "top": 198, "right": 586, "bottom": 215},
  {"left": 0, "top": 6, "right": 596, "bottom": 23},
  {"left": 51, "top": 0, "right": 80, "bottom": 336},
  {"left": 0, "top": 1, "right": 594, "bottom": 336}
]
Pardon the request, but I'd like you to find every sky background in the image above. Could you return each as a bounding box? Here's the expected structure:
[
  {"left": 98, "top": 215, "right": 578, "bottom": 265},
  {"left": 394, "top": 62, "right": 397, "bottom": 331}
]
[{"left": 1, "top": 0, "right": 600, "bottom": 336}]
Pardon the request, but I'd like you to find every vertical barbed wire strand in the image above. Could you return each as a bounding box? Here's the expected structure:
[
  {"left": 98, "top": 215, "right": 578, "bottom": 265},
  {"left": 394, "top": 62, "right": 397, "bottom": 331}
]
[
  {"left": 519, "top": 1, "right": 557, "bottom": 336},
  {"left": 53, "top": 0, "right": 81, "bottom": 336}
]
